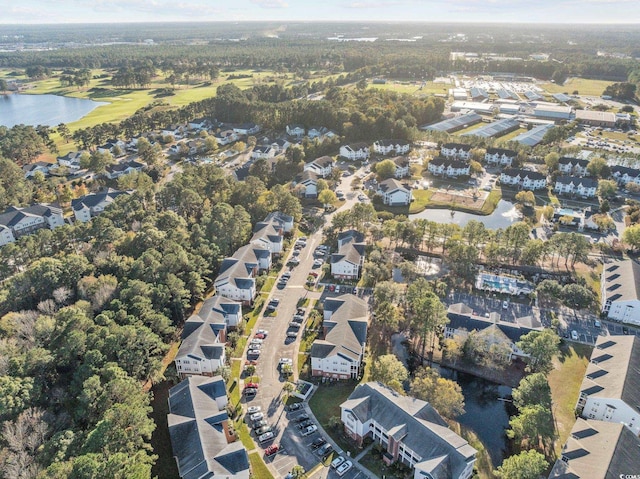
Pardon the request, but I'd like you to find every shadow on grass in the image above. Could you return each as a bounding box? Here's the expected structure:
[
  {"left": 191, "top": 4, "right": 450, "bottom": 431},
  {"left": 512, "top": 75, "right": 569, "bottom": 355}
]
[
  {"left": 87, "top": 87, "right": 135, "bottom": 98},
  {"left": 557, "top": 342, "right": 593, "bottom": 363},
  {"left": 150, "top": 378, "right": 180, "bottom": 479}
]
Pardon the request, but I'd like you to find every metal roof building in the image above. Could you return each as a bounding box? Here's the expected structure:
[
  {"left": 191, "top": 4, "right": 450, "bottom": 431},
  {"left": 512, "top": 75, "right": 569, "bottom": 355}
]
[
  {"left": 421, "top": 113, "right": 483, "bottom": 132},
  {"left": 512, "top": 124, "right": 554, "bottom": 146},
  {"left": 450, "top": 101, "right": 497, "bottom": 114},
  {"left": 461, "top": 118, "right": 520, "bottom": 138}
]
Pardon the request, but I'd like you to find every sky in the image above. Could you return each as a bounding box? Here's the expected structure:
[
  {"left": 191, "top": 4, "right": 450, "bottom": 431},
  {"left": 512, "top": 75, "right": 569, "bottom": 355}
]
[{"left": 0, "top": 0, "right": 639, "bottom": 24}]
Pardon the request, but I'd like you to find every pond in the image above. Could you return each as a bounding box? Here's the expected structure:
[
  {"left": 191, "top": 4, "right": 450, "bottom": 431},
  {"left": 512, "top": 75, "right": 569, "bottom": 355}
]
[
  {"left": 409, "top": 200, "right": 521, "bottom": 229},
  {"left": 438, "top": 367, "right": 514, "bottom": 467},
  {"left": 0, "top": 93, "right": 107, "bottom": 128}
]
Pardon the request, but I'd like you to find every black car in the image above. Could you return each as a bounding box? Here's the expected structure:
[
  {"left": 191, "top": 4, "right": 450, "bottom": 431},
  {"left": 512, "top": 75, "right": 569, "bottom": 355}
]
[
  {"left": 294, "top": 414, "right": 310, "bottom": 423},
  {"left": 298, "top": 419, "right": 313, "bottom": 429},
  {"left": 310, "top": 437, "right": 326, "bottom": 449},
  {"left": 317, "top": 443, "right": 333, "bottom": 456}
]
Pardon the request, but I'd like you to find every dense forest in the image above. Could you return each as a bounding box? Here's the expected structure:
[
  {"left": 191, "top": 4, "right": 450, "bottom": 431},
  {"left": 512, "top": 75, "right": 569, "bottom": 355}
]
[{"left": 0, "top": 164, "right": 302, "bottom": 477}]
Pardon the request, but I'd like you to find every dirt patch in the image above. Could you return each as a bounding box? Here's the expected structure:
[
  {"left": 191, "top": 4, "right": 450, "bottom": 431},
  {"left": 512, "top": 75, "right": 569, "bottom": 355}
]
[{"left": 430, "top": 190, "right": 486, "bottom": 209}]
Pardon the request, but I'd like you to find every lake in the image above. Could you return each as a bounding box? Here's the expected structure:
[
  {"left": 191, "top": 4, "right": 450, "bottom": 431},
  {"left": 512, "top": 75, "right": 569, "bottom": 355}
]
[
  {"left": 409, "top": 200, "right": 521, "bottom": 229},
  {"left": 0, "top": 93, "right": 107, "bottom": 128},
  {"left": 438, "top": 367, "right": 514, "bottom": 467}
]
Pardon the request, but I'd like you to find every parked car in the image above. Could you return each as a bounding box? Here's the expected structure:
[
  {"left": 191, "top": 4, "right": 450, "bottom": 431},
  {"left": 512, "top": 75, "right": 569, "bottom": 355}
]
[
  {"left": 336, "top": 460, "right": 353, "bottom": 476},
  {"left": 252, "top": 419, "right": 268, "bottom": 430},
  {"left": 289, "top": 322, "right": 301, "bottom": 329},
  {"left": 255, "top": 425, "right": 273, "bottom": 436},
  {"left": 257, "top": 329, "right": 269, "bottom": 336},
  {"left": 308, "top": 271, "right": 319, "bottom": 277},
  {"left": 316, "top": 443, "right": 333, "bottom": 456},
  {"left": 286, "top": 331, "right": 298, "bottom": 338},
  {"left": 279, "top": 358, "right": 293, "bottom": 366},
  {"left": 254, "top": 333, "right": 266, "bottom": 339},
  {"left": 310, "top": 437, "right": 326, "bottom": 449},
  {"left": 250, "top": 338, "right": 263, "bottom": 345},
  {"left": 571, "top": 330, "right": 579, "bottom": 340},
  {"left": 243, "top": 388, "right": 258, "bottom": 396},
  {"left": 301, "top": 425, "right": 317, "bottom": 436},
  {"left": 331, "top": 456, "right": 346, "bottom": 469},
  {"left": 502, "top": 300, "right": 509, "bottom": 309},
  {"left": 294, "top": 414, "right": 310, "bottom": 422},
  {"left": 247, "top": 406, "right": 261, "bottom": 415},
  {"left": 298, "top": 419, "right": 313, "bottom": 429},
  {"left": 250, "top": 412, "right": 264, "bottom": 422},
  {"left": 248, "top": 349, "right": 261, "bottom": 356},
  {"left": 265, "top": 444, "right": 279, "bottom": 457},
  {"left": 244, "top": 382, "right": 259, "bottom": 389},
  {"left": 287, "top": 402, "right": 302, "bottom": 411},
  {"left": 258, "top": 431, "right": 275, "bottom": 443}
]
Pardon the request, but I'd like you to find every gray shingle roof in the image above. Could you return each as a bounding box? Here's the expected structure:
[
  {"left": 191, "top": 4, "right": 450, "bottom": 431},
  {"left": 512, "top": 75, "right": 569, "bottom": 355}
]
[
  {"left": 602, "top": 258, "right": 640, "bottom": 303},
  {"left": 580, "top": 335, "right": 640, "bottom": 407},
  {"left": 168, "top": 376, "right": 249, "bottom": 479},
  {"left": 549, "top": 418, "right": 640, "bottom": 479},
  {"left": 311, "top": 294, "right": 368, "bottom": 361},
  {"left": 342, "top": 382, "right": 477, "bottom": 478},
  {"left": 71, "top": 188, "right": 128, "bottom": 211},
  {"left": 330, "top": 238, "right": 365, "bottom": 267},
  {"left": 377, "top": 178, "right": 409, "bottom": 194},
  {"left": 556, "top": 176, "right": 598, "bottom": 189},
  {"left": 502, "top": 168, "right": 546, "bottom": 181},
  {"left": 0, "top": 204, "right": 62, "bottom": 228}
]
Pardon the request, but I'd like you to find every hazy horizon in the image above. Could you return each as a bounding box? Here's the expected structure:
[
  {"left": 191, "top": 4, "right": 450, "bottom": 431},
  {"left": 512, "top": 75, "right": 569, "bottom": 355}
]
[{"left": 1, "top": 0, "right": 640, "bottom": 25}]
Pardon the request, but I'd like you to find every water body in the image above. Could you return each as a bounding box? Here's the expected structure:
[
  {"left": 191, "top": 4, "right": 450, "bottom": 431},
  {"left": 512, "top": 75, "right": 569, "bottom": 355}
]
[
  {"left": 409, "top": 200, "right": 521, "bottom": 229},
  {"left": 0, "top": 94, "right": 107, "bottom": 127},
  {"left": 438, "top": 367, "right": 513, "bottom": 467}
]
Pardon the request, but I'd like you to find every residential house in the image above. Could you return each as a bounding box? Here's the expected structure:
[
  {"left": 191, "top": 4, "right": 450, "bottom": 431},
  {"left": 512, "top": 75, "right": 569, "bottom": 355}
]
[
  {"left": 337, "top": 230, "right": 365, "bottom": 248},
  {"left": 575, "top": 335, "right": 640, "bottom": 435},
  {"left": 250, "top": 219, "right": 284, "bottom": 255},
  {"left": 104, "top": 160, "right": 145, "bottom": 180},
  {"left": 440, "top": 143, "right": 472, "bottom": 160},
  {"left": 294, "top": 170, "right": 319, "bottom": 198},
  {"left": 286, "top": 124, "right": 305, "bottom": 138},
  {"left": 161, "top": 125, "right": 187, "bottom": 140},
  {"left": 558, "top": 157, "right": 589, "bottom": 176},
  {"left": 611, "top": 165, "right": 640, "bottom": 187},
  {"left": 0, "top": 204, "right": 64, "bottom": 246},
  {"left": 168, "top": 376, "right": 250, "bottom": 479},
  {"left": 250, "top": 145, "right": 275, "bottom": 161},
  {"left": 376, "top": 178, "right": 413, "bottom": 206},
  {"left": 373, "top": 139, "right": 411, "bottom": 156},
  {"left": 428, "top": 157, "right": 470, "bottom": 178},
  {"left": 213, "top": 248, "right": 264, "bottom": 305},
  {"left": 549, "top": 418, "right": 640, "bottom": 479},
  {"left": 71, "top": 189, "right": 129, "bottom": 223},
  {"left": 390, "top": 156, "right": 411, "bottom": 178},
  {"left": 270, "top": 138, "right": 290, "bottom": 154},
  {"left": 263, "top": 211, "right": 294, "bottom": 234},
  {"left": 340, "top": 382, "right": 477, "bottom": 479},
  {"left": 339, "top": 143, "right": 370, "bottom": 161},
  {"left": 233, "top": 123, "right": 260, "bottom": 136},
  {"left": 188, "top": 118, "right": 210, "bottom": 131},
  {"left": 330, "top": 234, "right": 366, "bottom": 280},
  {"left": 175, "top": 296, "right": 242, "bottom": 379},
  {"left": 601, "top": 259, "right": 640, "bottom": 325},
  {"left": 445, "top": 303, "right": 542, "bottom": 361},
  {"left": 214, "top": 130, "right": 239, "bottom": 146},
  {"left": 554, "top": 176, "right": 598, "bottom": 198},
  {"left": 484, "top": 148, "right": 516, "bottom": 167},
  {"left": 57, "top": 151, "right": 83, "bottom": 170},
  {"left": 308, "top": 126, "right": 337, "bottom": 140},
  {"left": 22, "top": 161, "right": 52, "bottom": 178},
  {"left": 303, "top": 156, "right": 334, "bottom": 178},
  {"left": 311, "top": 294, "right": 368, "bottom": 379},
  {"left": 97, "top": 139, "right": 126, "bottom": 156},
  {"left": 500, "top": 168, "right": 547, "bottom": 190}
]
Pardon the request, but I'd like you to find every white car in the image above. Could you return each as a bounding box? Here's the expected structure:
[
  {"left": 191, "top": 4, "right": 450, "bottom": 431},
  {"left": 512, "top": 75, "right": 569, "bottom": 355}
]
[
  {"left": 250, "top": 412, "right": 264, "bottom": 422},
  {"left": 250, "top": 338, "right": 263, "bottom": 345},
  {"left": 257, "top": 329, "right": 269, "bottom": 336},
  {"left": 247, "top": 406, "right": 261, "bottom": 415},
  {"left": 301, "top": 425, "right": 317, "bottom": 436},
  {"left": 571, "top": 330, "right": 579, "bottom": 340},
  {"left": 331, "top": 456, "right": 346, "bottom": 469},
  {"left": 279, "top": 358, "right": 292, "bottom": 365},
  {"left": 336, "top": 460, "right": 353, "bottom": 476},
  {"left": 248, "top": 349, "right": 261, "bottom": 356},
  {"left": 502, "top": 300, "right": 509, "bottom": 310},
  {"left": 258, "top": 431, "right": 274, "bottom": 443}
]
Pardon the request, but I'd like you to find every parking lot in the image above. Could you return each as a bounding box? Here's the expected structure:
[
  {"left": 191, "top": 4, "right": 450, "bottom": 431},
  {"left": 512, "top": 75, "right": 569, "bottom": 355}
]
[{"left": 447, "top": 291, "right": 539, "bottom": 324}]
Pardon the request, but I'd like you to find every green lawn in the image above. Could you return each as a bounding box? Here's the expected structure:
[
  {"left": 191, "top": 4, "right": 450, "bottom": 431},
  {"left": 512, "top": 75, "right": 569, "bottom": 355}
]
[
  {"left": 541, "top": 78, "right": 614, "bottom": 97},
  {"left": 235, "top": 420, "right": 256, "bottom": 451},
  {"left": 368, "top": 80, "right": 449, "bottom": 96},
  {"left": 495, "top": 128, "right": 528, "bottom": 145},
  {"left": 249, "top": 452, "right": 274, "bottom": 479},
  {"left": 548, "top": 343, "right": 592, "bottom": 455},
  {"left": 308, "top": 382, "right": 359, "bottom": 456}
]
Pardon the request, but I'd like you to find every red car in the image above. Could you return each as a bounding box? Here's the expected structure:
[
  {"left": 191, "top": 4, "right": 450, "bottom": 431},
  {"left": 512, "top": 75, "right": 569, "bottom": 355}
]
[
  {"left": 245, "top": 360, "right": 258, "bottom": 366},
  {"left": 328, "top": 284, "right": 335, "bottom": 292},
  {"left": 245, "top": 382, "right": 259, "bottom": 390},
  {"left": 308, "top": 271, "right": 319, "bottom": 277},
  {"left": 255, "top": 333, "right": 266, "bottom": 339},
  {"left": 265, "top": 444, "right": 279, "bottom": 456}
]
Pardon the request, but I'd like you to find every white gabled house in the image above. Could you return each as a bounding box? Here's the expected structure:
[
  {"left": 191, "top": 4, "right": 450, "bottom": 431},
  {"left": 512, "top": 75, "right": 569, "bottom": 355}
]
[
  {"left": 214, "top": 130, "right": 238, "bottom": 146},
  {"left": 214, "top": 255, "right": 258, "bottom": 305},
  {"left": 303, "top": 156, "right": 334, "bottom": 178},
  {"left": 330, "top": 233, "right": 366, "bottom": 280},
  {"left": 250, "top": 145, "right": 275, "bottom": 160},
  {"left": 188, "top": 118, "right": 210, "bottom": 131},
  {"left": 97, "top": 139, "right": 126, "bottom": 156},
  {"left": 554, "top": 176, "right": 598, "bottom": 198},
  {"left": 427, "top": 157, "right": 470, "bottom": 178},
  {"left": 311, "top": 294, "right": 368, "bottom": 379},
  {"left": 263, "top": 211, "right": 294, "bottom": 234},
  {"left": 57, "top": 151, "right": 83, "bottom": 170},
  {"left": 250, "top": 219, "right": 284, "bottom": 255},
  {"left": 558, "top": 157, "right": 589, "bottom": 176},
  {"left": 376, "top": 178, "right": 412, "bottom": 206},
  {"left": 390, "top": 156, "right": 410, "bottom": 178},
  {"left": 22, "top": 161, "right": 52, "bottom": 178},
  {"left": 500, "top": 168, "right": 547, "bottom": 190},
  {"left": 270, "top": 138, "right": 290, "bottom": 154},
  {"left": 611, "top": 165, "right": 640, "bottom": 187},
  {"left": 104, "top": 160, "right": 145, "bottom": 180},
  {"left": 308, "top": 126, "right": 337, "bottom": 140},
  {"left": 71, "top": 189, "right": 130, "bottom": 223},
  {"left": 373, "top": 139, "right": 411, "bottom": 156},
  {"left": 601, "top": 258, "right": 640, "bottom": 325},
  {"left": 0, "top": 204, "right": 64, "bottom": 246},
  {"left": 484, "top": 147, "right": 516, "bottom": 167},
  {"left": 233, "top": 123, "right": 260, "bottom": 136},
  {"left": 286, "top": 124, "right": 305, "bottom": 138},
  {"left": 339, "top": 143, "right": 370, "bottom": 161},
  {"left": 440, "top": 142, "right": 472, "bottom": 160},
  {"left": 294, "top": 171, "right": 319, "bottom": 198}
]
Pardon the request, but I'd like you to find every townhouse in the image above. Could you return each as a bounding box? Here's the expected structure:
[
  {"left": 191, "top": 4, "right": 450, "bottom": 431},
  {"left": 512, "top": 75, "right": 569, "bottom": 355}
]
[
  {"left": 250, "top": 145, "right": 275, "bottom": 161},
  {"left": 57, "top": 151, "right": 83, "bottom": 170},
  {"left": 104, "top": 160, "right": 145, "bottom": 180},
  {"left": 558, "top": 157, "right": 589, "bottom": 176},
  {"left": 440, "top": 143, "right": 472, "bottom": 161},
  {"left": 214, "top": 130, "right": 239, "bottom": 146},
  {"left": 484, "top": 148, "right": 516, "bottom": 167},
  {"left": 71, "top": 189, "right": 129, "bottom": 223},
  {"left": 373, "top": 139, "right": 411, "bottom": 156},
  {"left": 303, "top": 156, "right": 334, "bottom": 178},
  {"left": 330, "top": 232, "right": 366, "bottom": 280},
  {"left": 0, "top": 204, "right": 64, "bottom": 246},
  {"left": 554, "top": 176, "right": 598, "bottom": 198},
  {"left": 307, "top": 126, "right": 337, "bottom": 140},
  {"left": 339, "top": 143, "right": 370, "bottom": 161},
  {"left": 340, "top": 382, "right": 477, "bottom": 479},
  {"left": 22, "top": 161, "right": 52, "bottom": 178},
  {"left": 611, "top": 165, "right": 640, "bottom": 187},
  {"left": 250, "top": 220, "right": 284, "bottom": 255},
  {"left": 286, "top": 124, "right": 305, "bottom": 138},
  {"left": 427, "top": 157, "right": 470, "bottom": 178},
  {"left": 390, "top": 156, "right": 410, "bottom": 178},
  {"left": 233, "top": 123, "right": 260, "bottom": 136},
  {"left": 294, "top": 170, "right": 319, "bottom": 198},
  {"left": 311, "top": 294, "right": 369, "bottom": 379},
  {"left": 499, "top": 168, "right": 547, "bottom": 190},
  {"left": 575, "top": 335, "right": 640, "bottom": 435},
  {"left": 601, "top": 258, "right": 640, "bottom": 325},
  {"left": 376, "top": 178, "right": 413, "bottom": 206},
  {"left": 168, "top": 376, "right": 250, "bottom": 479}
]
